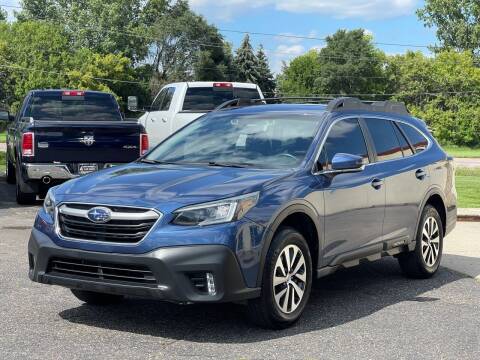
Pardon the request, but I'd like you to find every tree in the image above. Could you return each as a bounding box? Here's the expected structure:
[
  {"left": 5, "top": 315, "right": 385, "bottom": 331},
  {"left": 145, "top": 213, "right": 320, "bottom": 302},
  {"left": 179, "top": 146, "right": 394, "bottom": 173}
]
[
  {"left": 418, "top": 0, "right": 480, "bottom": 56},
  {"left": 18, "top": 0, "right": 167, "bottom": 63},
  {"left": 277, "top": 50, "right": 320, "bottom": 96},
  {"left": 256, "top": 46, "right": 275, "bottom": 95},
  {"left": 0, "top": 8, "right": 6, "bottom": 21},
  {"left": 313, "top": 29, "right": 387, "bottom": 98},
  {"left": 0, "top": 21, "right": 134, "bottom": 111},
  {"left": 235, "top": 34, "right": 260, "bottom": 83}
]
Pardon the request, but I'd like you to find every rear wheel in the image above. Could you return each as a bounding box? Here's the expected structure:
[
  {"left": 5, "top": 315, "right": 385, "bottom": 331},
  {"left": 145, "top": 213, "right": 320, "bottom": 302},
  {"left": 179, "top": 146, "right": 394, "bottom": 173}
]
[
  {"left": 398, "top": 205, "right": 443, "bottom": 278},
  {"left": 247, "top": 227, "right": 312, "bottom": 329},
  {"left": 15, "top": 167, "right": 36, "bottom": 205},
  {"left": 6, "top": 156, "right": 16, "bottom": 184},
  {"left": 71, "top": 289, "right": 124, "bottom": 305}
]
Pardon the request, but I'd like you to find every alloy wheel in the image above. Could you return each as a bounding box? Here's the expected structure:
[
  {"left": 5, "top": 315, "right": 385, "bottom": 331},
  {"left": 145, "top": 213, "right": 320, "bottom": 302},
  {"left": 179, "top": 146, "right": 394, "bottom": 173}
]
[
  {"left": 272, "top": 244, "right": 307, "bottom": 314},
  {"left": 421, "top": 216, "right": 440, "bottom": 267}
]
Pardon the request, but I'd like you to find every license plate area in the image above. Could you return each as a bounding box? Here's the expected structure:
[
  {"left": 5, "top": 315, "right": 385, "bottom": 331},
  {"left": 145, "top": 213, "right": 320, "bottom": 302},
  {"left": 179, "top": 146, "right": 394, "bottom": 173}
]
[{"left": 78, "top": 163, "right": 98, "bottom": 175}]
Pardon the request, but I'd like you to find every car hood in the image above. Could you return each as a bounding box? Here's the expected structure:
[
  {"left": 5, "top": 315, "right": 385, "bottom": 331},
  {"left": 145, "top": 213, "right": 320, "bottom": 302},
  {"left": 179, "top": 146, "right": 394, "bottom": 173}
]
[{"left": 55, "top": 163, "right": 290, "bottom": 212}]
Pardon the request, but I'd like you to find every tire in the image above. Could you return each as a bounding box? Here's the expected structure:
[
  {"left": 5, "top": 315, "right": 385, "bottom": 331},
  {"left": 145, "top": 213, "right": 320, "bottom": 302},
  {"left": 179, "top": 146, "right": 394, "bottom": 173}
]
[
  {"left": 398, "top": 205, "right": 443, "bottom": 279},
  {"left": 15, "top": 168, "right": 36, "bottom": 205},
  {"left": 71, "top": 289, "right": 124, "bottom": 305},
  {"left": 247, "top": 227, "right": 312, "bottom": 329},
  {"left": 6, "top": 156, "right": 16, "bottom": 184}
]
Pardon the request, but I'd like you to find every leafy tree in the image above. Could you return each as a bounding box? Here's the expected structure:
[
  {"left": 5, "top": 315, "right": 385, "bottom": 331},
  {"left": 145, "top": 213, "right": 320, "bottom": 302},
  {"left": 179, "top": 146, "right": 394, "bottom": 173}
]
[
  {"left": 313, "top": 29, "right": 387, "bottom": 97},
  {"left": 0, "top": 8, "right": 7, "bottom": 21},
  {"left": 18, "top": 0, "right": 167, "bottom": 62},
  {"left": 235, "top": 34, "right": 260, "bottom": 83},
  {"left": 418, "top": 0, "right": 480, "bottom": 55},
  {"left": 277, "top": 50, "right": 320, "bottom": 96},
  {"left": 256, "top": 45, "right": 275, "bottom": 95},
  {"left": 388, "top": 50, "right": 480, "bottom": 146}
]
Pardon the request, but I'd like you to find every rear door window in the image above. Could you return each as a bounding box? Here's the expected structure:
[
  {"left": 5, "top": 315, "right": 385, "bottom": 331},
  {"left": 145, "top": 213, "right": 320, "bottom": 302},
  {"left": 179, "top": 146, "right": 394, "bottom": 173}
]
[
  {"left": 393, "top": 122, "right": 414, "bottom": 156},
  {"left": 365, "top": 118, "right": 403, "bottom": 162},
  {"left": 151, "top": 89, "right": 167, "bottom": 111},
  {"left": 320, "top": 118, "right": 369, "bottom": 170},
  {"left": 398, "top": 123, "right": 429, "bottom": 153},
  {"left": 160, "top": 87, "right": 175, "bottom": 111}
]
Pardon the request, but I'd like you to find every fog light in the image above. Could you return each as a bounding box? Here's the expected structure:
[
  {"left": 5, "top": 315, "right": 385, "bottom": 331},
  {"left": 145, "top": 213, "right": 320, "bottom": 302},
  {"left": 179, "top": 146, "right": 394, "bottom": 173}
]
[{"left": 206, "top": 272, "right": 216, "bottom": 296}]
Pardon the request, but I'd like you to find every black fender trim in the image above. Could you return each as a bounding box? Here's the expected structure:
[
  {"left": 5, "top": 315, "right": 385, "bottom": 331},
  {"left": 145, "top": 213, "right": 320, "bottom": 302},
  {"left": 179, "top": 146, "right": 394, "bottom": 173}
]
[{"left": 254, "top": 200, "right": 322, "bottom": 287}]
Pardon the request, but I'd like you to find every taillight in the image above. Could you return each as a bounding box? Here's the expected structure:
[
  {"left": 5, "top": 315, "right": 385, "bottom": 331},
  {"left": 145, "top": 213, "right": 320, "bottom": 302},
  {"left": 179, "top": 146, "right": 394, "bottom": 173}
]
[
  {"left": 22, "top": 132, "right": 34, "bottom": 157},
  {"left": 140, "top": 133, "right": 149, "bottom": 156}
]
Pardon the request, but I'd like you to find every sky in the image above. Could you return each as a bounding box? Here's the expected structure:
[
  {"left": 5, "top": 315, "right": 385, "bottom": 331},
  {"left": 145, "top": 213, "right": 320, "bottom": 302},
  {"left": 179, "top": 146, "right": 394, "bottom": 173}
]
[{"left": 2, "top": 0, "right": 438, "bottom": 73}]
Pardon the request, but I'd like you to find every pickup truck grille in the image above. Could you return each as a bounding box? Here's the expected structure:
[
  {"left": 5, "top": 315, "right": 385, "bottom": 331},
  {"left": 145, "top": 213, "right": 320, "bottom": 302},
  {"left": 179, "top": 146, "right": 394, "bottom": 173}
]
[
  {"left": 47, "top": 257, "right": 157, "bottom": 285},
  {"left": 57, "top": 203, "right": 161, "bottom": 244}
]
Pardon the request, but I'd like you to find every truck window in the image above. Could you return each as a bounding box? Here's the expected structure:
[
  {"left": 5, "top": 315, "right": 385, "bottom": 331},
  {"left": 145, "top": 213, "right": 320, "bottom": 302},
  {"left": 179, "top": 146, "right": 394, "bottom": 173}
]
[
  {"left": 26, "top": 93, "right": 122, "bottom": 121},
  {"left": 182, "top": 86, "right": 261, "bottom": 111},
  {"left": 160, "top": 88, "right": 175, "bottom": 111},
  {"left": 151, "top": 89, "right": 167, "bottom": 111}
]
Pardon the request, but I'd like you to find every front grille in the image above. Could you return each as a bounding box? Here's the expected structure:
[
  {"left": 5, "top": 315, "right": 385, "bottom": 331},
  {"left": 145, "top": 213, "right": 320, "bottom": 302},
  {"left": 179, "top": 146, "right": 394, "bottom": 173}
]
[
  {"left": 47, "top": 257, "right": 157, "bottom": 285},
  {"left": 57, "top": 203, "right": 160, "bottom": 244}
]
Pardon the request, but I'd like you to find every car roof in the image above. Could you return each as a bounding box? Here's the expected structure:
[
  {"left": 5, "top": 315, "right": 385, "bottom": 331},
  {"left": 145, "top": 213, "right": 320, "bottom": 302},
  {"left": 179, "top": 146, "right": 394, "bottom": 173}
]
[{"left": 165, "top": 82, "right": 259, "bottom": 89}]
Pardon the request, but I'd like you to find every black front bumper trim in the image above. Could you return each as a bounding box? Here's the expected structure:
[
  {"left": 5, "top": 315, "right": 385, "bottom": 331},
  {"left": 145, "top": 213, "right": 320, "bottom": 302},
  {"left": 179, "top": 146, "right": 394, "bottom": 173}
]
[{"left": 28, "top": 228, "right": 260, "bottom": 303}]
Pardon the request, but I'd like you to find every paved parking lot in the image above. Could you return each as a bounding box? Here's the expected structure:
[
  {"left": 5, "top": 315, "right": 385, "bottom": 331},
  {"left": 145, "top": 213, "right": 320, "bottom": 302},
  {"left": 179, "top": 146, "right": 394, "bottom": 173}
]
[{"left": 1, "top": 179, "right": 479, "bottom": 359}]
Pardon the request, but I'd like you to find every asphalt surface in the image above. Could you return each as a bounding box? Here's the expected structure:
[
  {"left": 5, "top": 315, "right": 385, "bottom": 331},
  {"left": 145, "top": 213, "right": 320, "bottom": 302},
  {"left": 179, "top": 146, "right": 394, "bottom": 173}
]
[{"left": 1, "top": 179, "right": 479, "bottom": 359}]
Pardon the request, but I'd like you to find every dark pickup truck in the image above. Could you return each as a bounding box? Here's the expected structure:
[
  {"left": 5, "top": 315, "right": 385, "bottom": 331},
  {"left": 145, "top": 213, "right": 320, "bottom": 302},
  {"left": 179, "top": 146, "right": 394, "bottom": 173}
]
[{"left": 5, "top": 90, "right": 148, "bottom": 204}]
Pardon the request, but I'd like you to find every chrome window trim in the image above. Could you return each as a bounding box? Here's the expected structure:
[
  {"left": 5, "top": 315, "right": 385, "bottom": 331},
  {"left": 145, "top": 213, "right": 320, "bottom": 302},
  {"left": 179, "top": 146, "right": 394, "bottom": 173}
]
[
  {"left": 311, "top": 115, "right": 433, "bottom": 176},
  {"left": 54, "top": 202, "right": 163, "bottom": 246}
]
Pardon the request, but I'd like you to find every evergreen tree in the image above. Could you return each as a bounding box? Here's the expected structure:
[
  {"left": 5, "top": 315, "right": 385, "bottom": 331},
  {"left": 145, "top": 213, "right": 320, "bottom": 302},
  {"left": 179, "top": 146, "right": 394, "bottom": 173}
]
[
  {"left": 256, "top": 45, "right": 276, "bottom": 95},
  {"left": 235, "top": 34, "right": 260, "bottom": 83}
]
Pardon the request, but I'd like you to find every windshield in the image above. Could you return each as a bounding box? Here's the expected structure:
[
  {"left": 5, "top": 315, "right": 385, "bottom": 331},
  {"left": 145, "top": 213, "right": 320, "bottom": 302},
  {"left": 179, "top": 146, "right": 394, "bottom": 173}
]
[
  {"left": 182, "top": 87, "right": 261, "bottom": 111},
  {"left": 145, "top": 112, "right": 322, "bottom": 169},
  {"left": 27, "top": 93, "right": 122, "bottom": 121}
]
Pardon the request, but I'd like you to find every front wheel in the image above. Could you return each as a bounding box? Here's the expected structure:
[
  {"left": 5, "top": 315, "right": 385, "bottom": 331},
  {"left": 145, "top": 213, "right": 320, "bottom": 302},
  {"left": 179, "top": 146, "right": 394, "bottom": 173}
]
[
  {"left": 247, "top": 227, "right": 312, "bottom": 329},
  {"left": 71, "top": 289, "right": 124, "bottom": 305},
  {"left": 398, "top": 205, "right": 443, "bottom": 278}
]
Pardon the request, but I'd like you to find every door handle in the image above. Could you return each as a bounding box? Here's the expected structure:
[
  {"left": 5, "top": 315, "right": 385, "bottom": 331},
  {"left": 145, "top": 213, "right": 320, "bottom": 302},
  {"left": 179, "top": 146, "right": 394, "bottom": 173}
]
[
  {"left": 371, "top": 178, "right": 384, "bottom": 190},
  {"left": 161, "top": 118, "right": 167, "bottom": 123},
  {"left": 415, "top": 169, "right": 427, "bottom": 180}
]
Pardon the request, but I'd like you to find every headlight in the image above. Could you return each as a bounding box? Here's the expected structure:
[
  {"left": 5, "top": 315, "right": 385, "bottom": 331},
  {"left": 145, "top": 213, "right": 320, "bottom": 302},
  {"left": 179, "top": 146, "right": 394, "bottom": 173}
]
[
  {"left": 43, "top": 189, "right": 56, "bottom": 217},
  {"left": 172, "top": 192, "right": 259, "bottom": 226}
]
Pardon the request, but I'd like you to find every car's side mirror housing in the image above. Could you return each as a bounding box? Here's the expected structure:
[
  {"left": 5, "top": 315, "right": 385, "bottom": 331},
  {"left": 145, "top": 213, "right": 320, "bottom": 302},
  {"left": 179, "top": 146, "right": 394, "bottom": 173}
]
[
  {"left": 127, "top": 96, "right": 138, "bottom": 112},
  {"left": 331, "top": 153, "right": 364, "bottom": 171},
  {"left": 0, "top": 109, "right": 11, "bottom": 122}
]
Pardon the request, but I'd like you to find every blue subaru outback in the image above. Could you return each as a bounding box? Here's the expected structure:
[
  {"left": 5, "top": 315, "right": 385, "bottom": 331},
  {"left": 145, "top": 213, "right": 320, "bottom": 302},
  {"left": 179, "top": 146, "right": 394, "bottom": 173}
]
[{"left": 29, "top": 97, "right": 457, "bottom": 329}]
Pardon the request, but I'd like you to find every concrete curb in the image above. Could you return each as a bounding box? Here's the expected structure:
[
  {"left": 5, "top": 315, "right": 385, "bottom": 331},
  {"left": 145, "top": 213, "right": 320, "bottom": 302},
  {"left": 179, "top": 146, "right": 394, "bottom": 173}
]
[{"left": 457, "top": 208, "right": 480, "bottom": 222}]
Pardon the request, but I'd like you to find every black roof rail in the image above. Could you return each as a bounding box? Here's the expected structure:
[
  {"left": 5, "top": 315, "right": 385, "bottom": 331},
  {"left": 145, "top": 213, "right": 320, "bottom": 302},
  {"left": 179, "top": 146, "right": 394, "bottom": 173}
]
[
  {"left": 327, "top": 97, "right": 409, "bottom": 115},
  {"left": 214, "top": 96, "right": 334, "bottom": 111}
]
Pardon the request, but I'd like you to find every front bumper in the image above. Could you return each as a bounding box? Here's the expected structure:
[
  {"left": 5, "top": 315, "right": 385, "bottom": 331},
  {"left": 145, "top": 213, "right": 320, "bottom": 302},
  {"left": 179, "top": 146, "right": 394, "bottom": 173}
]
[{"left": 28, "top": 228, "right": 260, "bottom": 303}]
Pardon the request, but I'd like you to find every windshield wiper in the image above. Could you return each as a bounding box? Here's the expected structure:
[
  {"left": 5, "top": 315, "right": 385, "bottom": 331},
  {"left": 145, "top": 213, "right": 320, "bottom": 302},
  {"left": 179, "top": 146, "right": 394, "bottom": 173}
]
[
  {"left": 207, "top": 161, "right": 253, "bottom": 168},
  {"left": 139, "top": 159, "right": 179, "bottom": 165}
]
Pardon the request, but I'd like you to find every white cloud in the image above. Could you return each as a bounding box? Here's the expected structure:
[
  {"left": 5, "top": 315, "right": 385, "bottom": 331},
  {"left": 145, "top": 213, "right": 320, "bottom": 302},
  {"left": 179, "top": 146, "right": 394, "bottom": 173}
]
[{"left": 189, "top": 0, "right": 418, "bottom": 21}]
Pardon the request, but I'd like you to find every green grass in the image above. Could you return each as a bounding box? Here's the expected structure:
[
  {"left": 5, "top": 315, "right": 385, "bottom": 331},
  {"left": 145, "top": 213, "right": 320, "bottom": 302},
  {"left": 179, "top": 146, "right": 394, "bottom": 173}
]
[
  {"left": 442, "top": 145, "right": 480, "bottom": 158},
  {"left": 0, "top": 150, "right": 5, "bottom": 174},
  {"left": 0, "top": 131, "right": 6, "bottom": 143},
  {"left": 456, "top": 168, "right": 480, "bottom": 208}
]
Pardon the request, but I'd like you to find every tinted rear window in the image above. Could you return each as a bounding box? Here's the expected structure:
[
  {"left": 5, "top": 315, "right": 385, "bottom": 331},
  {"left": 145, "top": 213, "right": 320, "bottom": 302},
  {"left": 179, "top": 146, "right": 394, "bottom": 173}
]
[
  {"left": 365, "top": 118, "right": 403, "bottom": 161},
  {"left": 398, "top": 123, "right": 429, "bottom": 153},
  {"left": 182, "top": 87, "right": 260, "bottom": 111},
  {"left": 26, "top": 93, "right": 122, "bottom": 121}
]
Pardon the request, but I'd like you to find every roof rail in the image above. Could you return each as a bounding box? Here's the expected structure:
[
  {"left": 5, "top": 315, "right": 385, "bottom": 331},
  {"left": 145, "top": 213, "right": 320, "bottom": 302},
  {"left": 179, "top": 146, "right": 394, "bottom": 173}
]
[
  {"left": 214, "top": 96, "right": 333, "bottom": 111},
  {"left": 327, "top": 97, "right": 409, "bottom": 115}
]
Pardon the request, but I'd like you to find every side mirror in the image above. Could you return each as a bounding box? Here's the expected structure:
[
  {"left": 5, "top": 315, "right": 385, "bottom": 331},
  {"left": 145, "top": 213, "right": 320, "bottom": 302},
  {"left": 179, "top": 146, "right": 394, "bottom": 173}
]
[
  {"left": 330, "top": 153, "right": 365, "bottom": 173},
  {"left": 127, "top": 96, "right": 138, "bottom": 112},
  {"left": 0, "top": 109, "right": 10, "bottom": 122}
]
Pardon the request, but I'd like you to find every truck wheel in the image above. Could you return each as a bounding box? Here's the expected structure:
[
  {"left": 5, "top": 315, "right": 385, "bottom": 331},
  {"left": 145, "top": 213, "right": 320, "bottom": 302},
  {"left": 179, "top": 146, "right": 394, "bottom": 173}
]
[
  {"left": 71, "top": 289, "right": 124, "bottom": 305},
  {"left": 398, "top": 205, "right": 443, "bottom": 279},
  {"left": 15, "top": 170, "right": 36, "bottom": 205},
  {"left": 6, "top": 157, "right": 16, "bottom": 184},
  {"left": 247, "top": 227, "right": 312, "bottom": 329}
]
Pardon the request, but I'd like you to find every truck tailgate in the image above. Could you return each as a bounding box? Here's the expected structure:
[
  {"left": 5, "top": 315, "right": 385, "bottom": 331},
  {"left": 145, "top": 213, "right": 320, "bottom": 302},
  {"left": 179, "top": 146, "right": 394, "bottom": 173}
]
[{"left": 32, "top": 121, "right": 142, "bottom": 163}]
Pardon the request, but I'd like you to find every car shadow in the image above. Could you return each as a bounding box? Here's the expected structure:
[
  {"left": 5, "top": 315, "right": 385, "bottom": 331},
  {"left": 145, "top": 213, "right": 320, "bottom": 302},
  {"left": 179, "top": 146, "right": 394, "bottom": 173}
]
[
  {"left": 0, "top": 176, "right": 43, "bottom": 209},
  {"left": 58, "top": 257, "right": 467, "bottom": 342}
]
